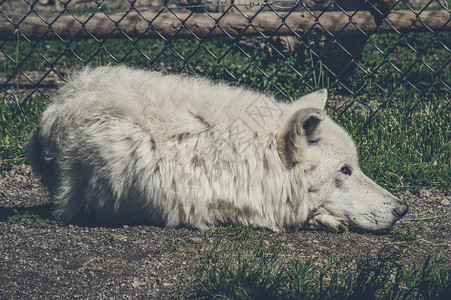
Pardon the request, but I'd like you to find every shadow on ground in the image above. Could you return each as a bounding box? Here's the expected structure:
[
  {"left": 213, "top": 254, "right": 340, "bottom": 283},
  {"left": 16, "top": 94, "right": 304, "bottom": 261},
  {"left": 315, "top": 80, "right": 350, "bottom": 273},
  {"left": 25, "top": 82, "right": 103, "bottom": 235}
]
[{"left": 0, "top": 204, "right": 52, "bottom": 222}]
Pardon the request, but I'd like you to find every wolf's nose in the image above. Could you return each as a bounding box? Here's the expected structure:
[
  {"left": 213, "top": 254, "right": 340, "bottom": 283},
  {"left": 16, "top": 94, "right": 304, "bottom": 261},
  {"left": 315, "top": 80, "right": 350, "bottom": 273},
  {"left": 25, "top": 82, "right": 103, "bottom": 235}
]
[{"left": 394, "top": 203, "right": 409, "bottom": 218}]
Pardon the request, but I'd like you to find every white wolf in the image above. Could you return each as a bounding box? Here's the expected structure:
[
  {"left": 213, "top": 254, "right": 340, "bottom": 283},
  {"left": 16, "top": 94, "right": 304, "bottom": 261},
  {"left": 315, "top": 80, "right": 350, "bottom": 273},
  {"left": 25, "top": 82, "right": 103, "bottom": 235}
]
[{"left": 27, "top": 66, "right": 408, "bottom": 233}]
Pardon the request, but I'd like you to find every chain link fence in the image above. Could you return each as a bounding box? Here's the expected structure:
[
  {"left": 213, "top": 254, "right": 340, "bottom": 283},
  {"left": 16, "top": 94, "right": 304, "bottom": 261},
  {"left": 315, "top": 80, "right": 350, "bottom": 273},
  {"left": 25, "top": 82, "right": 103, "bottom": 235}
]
[{"left": 0, "top": 0, "right": 449, "bottom": 117}]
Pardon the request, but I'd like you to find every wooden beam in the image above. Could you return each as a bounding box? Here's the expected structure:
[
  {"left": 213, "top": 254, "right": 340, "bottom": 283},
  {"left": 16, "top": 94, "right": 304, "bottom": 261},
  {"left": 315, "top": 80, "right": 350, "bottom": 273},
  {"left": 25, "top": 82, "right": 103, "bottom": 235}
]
[{"left": 0, "top": 10, "right": 449, "bottom": 41}]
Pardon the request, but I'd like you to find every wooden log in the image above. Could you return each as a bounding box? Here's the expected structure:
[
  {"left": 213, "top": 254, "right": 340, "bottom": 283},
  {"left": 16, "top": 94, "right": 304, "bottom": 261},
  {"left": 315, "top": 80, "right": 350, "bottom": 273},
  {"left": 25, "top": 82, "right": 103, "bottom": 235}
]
[{"left": 0, "top": 9, "right": 449, "bottom": 41}]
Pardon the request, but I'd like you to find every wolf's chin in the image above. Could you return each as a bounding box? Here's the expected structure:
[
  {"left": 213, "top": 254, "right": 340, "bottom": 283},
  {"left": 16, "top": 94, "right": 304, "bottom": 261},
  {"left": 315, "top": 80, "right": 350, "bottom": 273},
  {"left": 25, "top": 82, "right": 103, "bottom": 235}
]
[{"left": 348, "top": 222, "right": 394, "bottom": 234}]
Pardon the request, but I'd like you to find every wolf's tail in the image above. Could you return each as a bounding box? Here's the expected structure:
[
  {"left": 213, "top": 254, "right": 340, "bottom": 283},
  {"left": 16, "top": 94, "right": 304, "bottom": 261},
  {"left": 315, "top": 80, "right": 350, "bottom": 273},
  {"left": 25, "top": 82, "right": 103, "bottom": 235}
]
[{"left": 26, "top": 128, "right": 58, "bottom": 191}]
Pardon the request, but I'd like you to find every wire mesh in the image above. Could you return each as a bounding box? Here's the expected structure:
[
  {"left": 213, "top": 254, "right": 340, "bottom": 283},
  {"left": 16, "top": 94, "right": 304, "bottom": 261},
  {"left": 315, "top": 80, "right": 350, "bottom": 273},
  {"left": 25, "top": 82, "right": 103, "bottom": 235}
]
[{"left": 0, "top": 0, "right": 449, "bottom": 118}]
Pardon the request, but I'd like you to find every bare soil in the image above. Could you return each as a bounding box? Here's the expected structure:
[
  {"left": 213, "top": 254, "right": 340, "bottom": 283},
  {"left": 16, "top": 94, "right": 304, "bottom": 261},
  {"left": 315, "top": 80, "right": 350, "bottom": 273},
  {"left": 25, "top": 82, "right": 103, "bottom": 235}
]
[{"left": 0, "top": 164, "right": 450, "bottom": 299}]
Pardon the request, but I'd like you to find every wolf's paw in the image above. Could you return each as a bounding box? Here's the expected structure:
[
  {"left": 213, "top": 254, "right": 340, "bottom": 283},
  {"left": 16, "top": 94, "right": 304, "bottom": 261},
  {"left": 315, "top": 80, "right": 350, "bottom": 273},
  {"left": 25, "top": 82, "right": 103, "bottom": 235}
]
[{"left": 304, "top": 213, "right": 348, "bottom": 233}]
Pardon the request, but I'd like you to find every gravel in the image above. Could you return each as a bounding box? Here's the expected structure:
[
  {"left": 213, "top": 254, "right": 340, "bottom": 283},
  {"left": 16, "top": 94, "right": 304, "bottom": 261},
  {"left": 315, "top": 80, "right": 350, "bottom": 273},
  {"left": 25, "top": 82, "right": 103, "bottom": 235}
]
[{"left": 1, "top": 164, "right": 450, "bottom": 298}]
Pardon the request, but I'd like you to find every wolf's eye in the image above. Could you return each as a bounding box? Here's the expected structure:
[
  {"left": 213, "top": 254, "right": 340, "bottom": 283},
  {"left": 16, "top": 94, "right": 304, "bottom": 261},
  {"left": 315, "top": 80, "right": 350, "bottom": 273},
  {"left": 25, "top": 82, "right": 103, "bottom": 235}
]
[{"left": 340, "top": 166, "right": 352, "bottom": 175}]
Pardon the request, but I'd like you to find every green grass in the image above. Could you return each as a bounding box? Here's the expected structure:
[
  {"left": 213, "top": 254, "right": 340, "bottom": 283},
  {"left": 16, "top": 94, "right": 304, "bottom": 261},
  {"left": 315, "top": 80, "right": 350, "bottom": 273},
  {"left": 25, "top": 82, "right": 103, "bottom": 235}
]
[
  {"left": 0, "top": 37, "right": 324, "bottom": 98},
  {"left": 192, "top": 242, "right": 451, "bottom": 300},
  {"left": 0, "top": 93, "right": 46, "bottom": 171},
  {"left": 388, "top": 228, "right": 419, "bottom": 244},
  {"left": 348, "top": 31, "right": 450, "bottom": 100},
  {"left": 6, "top": 209, "right": 62, "bottom": 228},
  {"left": 339, "top": 96, "right": 450, "bottom": 191},
  {"left": 103, "top": 234, "right": 116, "bottom": 245}
]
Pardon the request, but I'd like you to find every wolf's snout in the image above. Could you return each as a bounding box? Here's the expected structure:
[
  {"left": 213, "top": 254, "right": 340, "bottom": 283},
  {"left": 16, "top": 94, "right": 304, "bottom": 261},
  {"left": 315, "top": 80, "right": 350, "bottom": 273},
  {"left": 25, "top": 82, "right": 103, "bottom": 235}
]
[{"left": 394, "top": 203, "right": 409, "bottom": 219}]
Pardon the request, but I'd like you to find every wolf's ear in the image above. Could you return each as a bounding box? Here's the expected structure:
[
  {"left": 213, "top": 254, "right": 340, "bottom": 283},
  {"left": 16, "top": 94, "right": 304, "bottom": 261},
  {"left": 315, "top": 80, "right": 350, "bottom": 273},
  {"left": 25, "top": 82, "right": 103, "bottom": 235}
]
[
  {"left": 279, "top": 108, "right": 325, "bottom": 166},
  {"left": 293, "top": 89, "right": 327, "bottom": 110}
]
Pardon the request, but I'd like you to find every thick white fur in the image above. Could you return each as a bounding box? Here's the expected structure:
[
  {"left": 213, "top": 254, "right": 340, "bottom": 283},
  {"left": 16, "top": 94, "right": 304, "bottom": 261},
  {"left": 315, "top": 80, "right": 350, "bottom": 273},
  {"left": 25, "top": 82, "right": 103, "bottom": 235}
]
[{"left": 27, "top": 66, "right": 408, "bottom": 232}]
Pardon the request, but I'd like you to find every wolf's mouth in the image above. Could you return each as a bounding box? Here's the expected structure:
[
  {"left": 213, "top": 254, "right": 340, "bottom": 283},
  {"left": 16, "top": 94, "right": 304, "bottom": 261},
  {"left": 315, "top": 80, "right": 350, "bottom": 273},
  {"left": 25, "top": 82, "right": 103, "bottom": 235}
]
[{"left": 346, "top": 219, "right": 395, "bottom": 235}]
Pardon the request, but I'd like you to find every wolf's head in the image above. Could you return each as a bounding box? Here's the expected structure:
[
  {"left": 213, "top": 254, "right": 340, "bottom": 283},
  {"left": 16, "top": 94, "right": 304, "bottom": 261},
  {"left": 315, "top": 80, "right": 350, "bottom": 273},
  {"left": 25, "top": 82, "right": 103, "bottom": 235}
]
[{"left": 278, "top": 90, "right": 408, "bottom": 233}]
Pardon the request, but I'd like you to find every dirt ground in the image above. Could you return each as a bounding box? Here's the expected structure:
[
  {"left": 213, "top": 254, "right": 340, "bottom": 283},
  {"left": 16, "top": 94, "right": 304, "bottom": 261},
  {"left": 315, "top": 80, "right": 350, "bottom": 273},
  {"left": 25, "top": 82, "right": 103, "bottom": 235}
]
[{"left": 0, "top": 164, "right": 450, "bottom": 298}]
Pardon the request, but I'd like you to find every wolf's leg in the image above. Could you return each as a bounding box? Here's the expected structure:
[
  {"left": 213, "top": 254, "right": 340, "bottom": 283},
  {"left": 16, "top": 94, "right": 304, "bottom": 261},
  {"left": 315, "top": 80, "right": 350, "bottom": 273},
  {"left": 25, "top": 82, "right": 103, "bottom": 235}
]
[{"left": 304, "top": 210, "right": 348, "bottom": 232}]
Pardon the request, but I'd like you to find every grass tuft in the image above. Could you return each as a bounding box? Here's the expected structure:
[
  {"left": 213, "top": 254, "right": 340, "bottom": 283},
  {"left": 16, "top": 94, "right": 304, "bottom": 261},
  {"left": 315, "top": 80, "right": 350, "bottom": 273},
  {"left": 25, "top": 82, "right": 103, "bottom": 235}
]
[
  {"left": 192, "top": 242, "right": 451, "bottom": 300},
  {"left": 0, "top": 93, "right": 46, "bottom": 173},
  {"left": 6, "top": 209, "right": 61, "bottom": 228}
]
